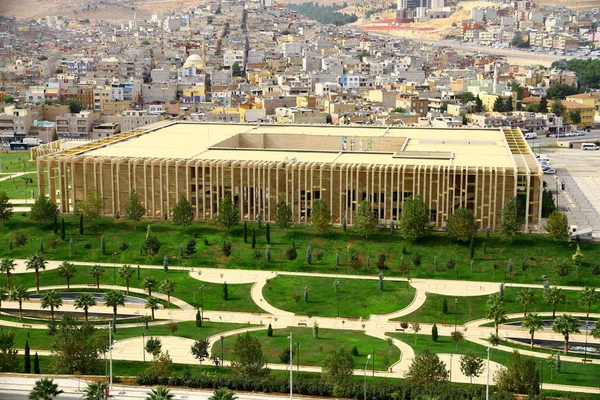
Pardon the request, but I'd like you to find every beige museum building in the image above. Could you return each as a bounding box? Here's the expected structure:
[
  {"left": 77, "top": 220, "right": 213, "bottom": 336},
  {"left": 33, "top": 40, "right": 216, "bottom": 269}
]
[{"left": 34, "top": 122, "right": 543, "bottom": 231}]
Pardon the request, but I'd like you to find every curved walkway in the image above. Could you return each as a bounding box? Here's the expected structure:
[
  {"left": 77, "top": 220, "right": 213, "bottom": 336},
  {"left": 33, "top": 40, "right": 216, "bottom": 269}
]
[{"left": 250, "top": 279, "right": 294, "bottom": 316}]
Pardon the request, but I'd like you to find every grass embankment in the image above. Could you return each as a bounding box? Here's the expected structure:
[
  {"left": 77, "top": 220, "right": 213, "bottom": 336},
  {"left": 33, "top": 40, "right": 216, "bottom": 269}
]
[
  {"left": 0, "top": 265, "right": 260, "bottom": 313},
  {"left": 212, "top": 327, "right": 399, "bottom": 370},
  {"left": 263, "top": 275, "right": 415, "bottom": 318},
  {"left": 0, "top": 214, "right": 598, "bottom": 287},
  {"left": 388, "top": 333, "right": 600, "bottom": 388},
  {"left": 398, "top": 287, "right": 600, "bottom": 325},
  {"left": 0, "top": 151, "right": 36, "bottom": 173}
]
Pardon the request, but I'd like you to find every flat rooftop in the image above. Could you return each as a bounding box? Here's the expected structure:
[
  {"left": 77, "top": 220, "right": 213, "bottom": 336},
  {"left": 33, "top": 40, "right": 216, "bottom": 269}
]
[{"left": 74, "top": 122, "right": 535, "bottom": 169}]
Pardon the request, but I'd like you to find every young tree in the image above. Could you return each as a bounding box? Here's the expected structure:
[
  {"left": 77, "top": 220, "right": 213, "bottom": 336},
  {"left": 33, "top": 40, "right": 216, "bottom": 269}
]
[
  {"left": 74, "top": 293, "right": 96, "bottom": 323},
  {"left": 89, "top": 265, "right": 105, "bottom": 289},
  {"left": 231, "top": 332, "right": 268, "bottom": 377},
  {"left": 24, "top": 339, "right": 31, "bottom": 373},
  {"left": 275, "top": 201, "right": 294, "bottom": 230},
  {"left": 0, "top": 191, "right": 13, "bottom": 223},
  {"left": 552, "top": 314, "right": 580, "bottom": 355},
  {"left": 216, "top": 196, "right": 240, "bottom": 230},
  {"left": 33, "top": 353, "right": 40, "bottom": 374},
  {"left": 172, "top": 195, "right": 194, "bottom": 227},
  {"left": 522, "top": 312, "right": 544, "bottom": 349},
  {"left": 544, "top": 210, "right": 569, "bottom": 241},
  {"left": 251, "top": 228, "right": 256, "bottom": 249},
  {"left": 41, "top": 290, "right": 63, "bottom": 321},
  {"left": 29, "top": 378, "right": 64, "bottom": 400},
  {"left": 104, "top": 290, "right": 125, "bottom": 320},
  {"left": 26, "top": 253, "right": 47, "bottom": 293},
  {"left": 159, "top": 279, "right": 176, "bottom": 305},
  {"left": 579, "top": 286, "right": 598, "bottom": 322},
  {"left": 9, "top": 285, "right": 28, "bottom": 320},
  {"left": 29, "top": 196, "right": 59, "bottom": 225},
  {"left": 143, "top": 225, "right": 160, "bottom": 260},
  {"left": 493, "top": 96, "right": 505, "bottom": 112},
  {"left": 544, "top": 286, "right": 565, "bottom": 319},
  {"left": 431, "top": 323, "right": 438, "bottom": 342},
  {"left": 124, "top": 189, "right": 145, "bottom": 224},
  {"left": 143, "top": 277, "right": 158, "bottom": 297},
  {"left": 146, "top": 297, "right": 160, "bottom": 319},
  {"left": 551, "top": 99, "right": 565, "bottom": 116},
  {"left": 399, "top": 195, "right": 430, "bottom": 242},
  {"left": 539, "top": 96, "right": 548, "bottom": 113},
  {"left": 498, "top": 196, "right": 524, "bottom": 242},
  {"left": 486, "top": 293, "right": 507, "bottom": 336},
  {"left": 404, "top": 348, "right": 449, "bottom": 384},
  {"left": 321, "top": 347, "right": 354, "bottom": 388},
  {"left": 516, "top": 288, "right": 535, "bottom": 317},
  {"left": 474, "top": 95, "right": 483, "bottom": 112},
  {"left": 446, "top": 207, "right": 477, "bottom": 242},
  {"left": 459, "top": 352, "right": 484, "bottom": 385},
  {"left": 311, "top": 199, "right": 332, "bottom": 234},
  {"left": 494, "top": 350, "right": 540, "bottom": 396},
  {"left": 118, "top": 265, "right": 135, "bottom": 294},
  {"left": 354, "top": 200, "right": 378, "bottom": 238},
  {"left": 57, "top": 261, "right": 76, "bottom": 289},
  {"left": 265, "top": 223, "right": 271, "bottom": 244},
  {"left": 75, "top": 191, "right": 104, "bottom": 226},
  {"left": 0, "top": 258, "right": 16, "bottom": 289},
  {"left": 222, "top": 282, "right": 229, "bottom": 300},
  {"left": 191, "top": 338, "right": 210, "bottom": 367}
]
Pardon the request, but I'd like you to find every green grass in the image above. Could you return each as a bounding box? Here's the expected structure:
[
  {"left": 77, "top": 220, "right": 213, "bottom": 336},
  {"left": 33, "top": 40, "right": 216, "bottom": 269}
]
[
  {"left": 0, "top": 264, "right": 261, "bottom": 313},
  {"left": 9, "top": 320, "right": 250, "bottom": 351},
  {"left": 0, "top": 214, "right": 599, "bottom": 287},
  {"left": 263, "top": 276, "right": 415, "bottom": 318},
  {"left": 211, "top": 327, "right": 399, "bottom": 370},
  {"left": 0, "top": 150, "right": 36, "bottom": 173},
  {"left": 0, "top": 172, "right": 37, "bottom": 200},
  {"left": 388, "top": 333, "right": 600, "bottom": 388},
  {"left": 398, "top": 287, "right": 600, "bottom": 325}
]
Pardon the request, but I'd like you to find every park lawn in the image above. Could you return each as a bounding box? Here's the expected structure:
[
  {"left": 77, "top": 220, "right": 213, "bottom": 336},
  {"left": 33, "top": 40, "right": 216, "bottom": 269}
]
[
  {"left": 0, "top": 264, "right": 261, "bottom": 313},
  {"left": 0, "top": 214, "right": 599, "bottom": 286},
  {"left": 212, "top": 327, "right": 399, "bottom": 370},
  {"left": 262, "top": 275, "right": 415, "bottom": 319},
  {"left": 9, "top": 320, "right": 250, "bottom": 351},
  {"left": 398, "top": 287, "right": 600, "bottom": 325},
  {"left": 388, "top": 333, "right": 600, "bottom": 389},
  {"left": 0, "top": 172, "right": 37, "bottom": 200},
  {"left": 0, "top": 151, "right": 36, "bottom": 173}
]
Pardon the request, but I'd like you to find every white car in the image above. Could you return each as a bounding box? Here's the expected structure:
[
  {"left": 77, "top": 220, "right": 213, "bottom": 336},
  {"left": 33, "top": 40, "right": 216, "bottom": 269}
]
[
  {"left": 544, "top": 168, "right": 557, "bottom": 174},
  {"left": 576, "top": 131, "right": 586, "bottom": 136}
]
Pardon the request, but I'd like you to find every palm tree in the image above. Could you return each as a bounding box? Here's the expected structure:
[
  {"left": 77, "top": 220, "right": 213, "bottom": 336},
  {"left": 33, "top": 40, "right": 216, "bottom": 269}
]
[
  {"left": 486, "top": 293, "right": 507, "bottom": 336},
  {"left": 159, "top": 279, "right": 175, "bottom": 305},
  {"left": 74, "top": 293, "right": 97, "bottom": 322},
  {"left": 83, "top": 381, "right": 107, "bottom": 400},
  {"left": 209, "top": 388, "right": 239, "bottom": 400},
  {"left": 146, "top": 386, "right": 173, "bottom": 400},
  {"left": 552, "top": 314, "right": 580, "bottom": 355},
  {"left": 0, "top": 258, "right": 16, "bottom": 289},
  {"left": 57, "top": 261, "right": 76, "bottom": 289},
  {"left": 145, "top": 296, "right": 160, "bottom": 320},
  {"left": 0, "top": 287, "right": 7, "bottom": 313},
  {"left": 89, "top": 265, "right": 105, "bottom": 290},
  {"left": 522, "top": 312, "right": 544, "bottom": 349},
  {"left": 142, "top": 277, "right": 157, "bottom": 297},
  {"left": 543, "top": 286, "right": 565, "bottom": 319},
  {"left": 29, "top": 378, "right": 63, "bottom": 400},
  {"left": 9, "top": 285, "right": 29, "bottom": 320},
  {"left": 26, "top": 253, "right": 47, "bottom": 293},
  {"left": 40, "top": 290, "right": 63, "bottom": 321},
  {"left": 516, "top": 287, "right": 535, "bottom": 317},
  {"left": 579, "top": 286, "right": 598, "bottom": 321},
  {"left": 118, "top": 265, "right": 135, "bottom": 294},
  {"left": 104, "top": 290, "right": 125, "bottom": 320}
]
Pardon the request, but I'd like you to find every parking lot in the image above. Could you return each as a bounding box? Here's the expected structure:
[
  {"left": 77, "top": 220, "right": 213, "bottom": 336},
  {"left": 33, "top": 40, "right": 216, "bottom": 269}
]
[{"left": 541, "top": 147, "right": 600, "bottom": 238}]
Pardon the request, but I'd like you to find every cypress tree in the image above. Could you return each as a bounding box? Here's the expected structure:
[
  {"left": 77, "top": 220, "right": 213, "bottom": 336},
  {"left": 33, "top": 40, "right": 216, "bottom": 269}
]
[
  {"left": 431, "top": 323, "right": 439, "bottom": 342},
  {"left": 222, "top": 282, "right": 228, "bottom": 300},
  {"left": 100, "top": 235, "right": 106, "bottom": 255},
  {"left": 442, "top": 298, "right": 448, "bottom": 314},
  {"left": 243, "top": 221, "right": 248, "bottom": 243},
  {"left": 469, "top": 235, "right": 475, "bottom": 260},
  {"left": 79, "top": 214, "right": 84, "bottom": 234},
  {"left": 24, "top": 340, "right": 31, "bottom": 373},
  {"left": 39, "top": 238, "right": 44, "bottom": 253},
  {"left": 33, "top": 353, "right": 40, "bottom": 374},
  {"left": 251, "top": 228, "right": 256, "bottom": 249},
  {"left": 60, "top": 218, "right": 65, "bottom": 240},
  {"left": 195, "top": 309, "right": 202, "bottom": 328},
  {"left": 266, "top": 223, "right": 271, "bottom": 244},
  {"left": 53, "top": 214, "right": 58, "bottom": 234},
  {"left": 137, "top": 264, "right": 140, "bottom": 280},
  {"left": 267, "top": 323, "right": 273, "bottom": 337}
]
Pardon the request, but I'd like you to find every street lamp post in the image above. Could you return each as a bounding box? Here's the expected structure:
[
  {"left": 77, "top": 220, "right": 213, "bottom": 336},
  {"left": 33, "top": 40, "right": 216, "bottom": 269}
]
[
  {"left": 454, "top": 298, "right": 458, "bottom": 332},
  {"left": 363, "top": 354, "right": 371, "bottom": 400},
  {"left": 142, "top": 332, "right": 146, "bottom": 362},
  {"left": 335, "top": 280, "right": 341, "bottom": 318},
  {"left": 112, "top": 252, "right": 117, "bottom": 285},
  {"left": 108, "top": 322, "right": 114, "bottom": 393},
  {"left": 540, "top": 359, "right": 544, "bottom": 391},
  {"left": 583, "top": 320, "right": 589, "bottom": 362},
  {"left": 199, "top": 285, "right": 205, "bottom": 309},
  {"left": 486, "top": 345, "right": 491, "bottom": 400},
  {"left": 449, "top": 353, "right": 453, "bottom": 382},
  {"left": 372, "top": 348, "right": 374, "bottom": 377},
  {"left": 220, "top": 335, "right": 224, "bottom": 367},
  {"left": 288, "top": 332, "right": 293, "bottom": 400}
]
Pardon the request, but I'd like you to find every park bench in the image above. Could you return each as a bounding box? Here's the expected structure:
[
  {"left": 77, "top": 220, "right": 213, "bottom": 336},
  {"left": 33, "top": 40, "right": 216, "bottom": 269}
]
[
  {"left": 582, "top": 359, "right": 593, "bottom": 364},
  {"left": 22, "top": 324, "right": 32, "bottom": 328},
  {"left": 87, "top": 283, "right": 96, "bottom": 287},
  {"left": 297, "top": 322, "right": 307, "bottom": 327},
  {"left": 395, "top": 328, "right": 405, "bottom": 332},
  {"left": 442, "top": 322, "right": 451, "bottom": 327},
  {"left": 251, "top": 311, "right": 261, "bottom": 315},
  {"left": 348, "top": 317, "right": 357, "bottom": 321},
  {"left": 202, "top": 317, "right": 210, "bottom": 321}
]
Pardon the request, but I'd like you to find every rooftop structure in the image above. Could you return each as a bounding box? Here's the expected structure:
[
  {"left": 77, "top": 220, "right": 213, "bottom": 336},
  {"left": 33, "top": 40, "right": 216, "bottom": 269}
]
[{"left": 36, "top": 122, "right": 543, "bottom": 231}]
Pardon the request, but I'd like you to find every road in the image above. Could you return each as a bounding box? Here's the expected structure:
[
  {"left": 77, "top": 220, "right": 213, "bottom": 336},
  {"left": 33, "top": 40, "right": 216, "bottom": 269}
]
[{"left": 529, "top": 129, "right": 600, "bottom": 149}]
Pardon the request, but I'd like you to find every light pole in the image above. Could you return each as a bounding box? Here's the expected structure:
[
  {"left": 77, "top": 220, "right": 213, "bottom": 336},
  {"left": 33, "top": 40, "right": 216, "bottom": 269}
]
[
  {"left": 486, "top": 345, "right": 491, "bottom": 400},
  {"left": 288, "top": 332, "right": 293, "bottom": 400},
  {"left": 199, "top": 285, "right": 205, "bottom": 309},
  {"left": 108, "top": 322, "right": 115, "bottom": 393},
  {"left": 454, "top": 298, "right": 458, "bottom": 332},
  {"left": 363, "top": 354, "right": 371, "bottom": 400},
  {"left": 449, "top": 353, "right": 453, "bottom": 382},
  {"left": 335, "top": 280, "right": 341, "bottom": 318},
  {"left": 112, "top": 252, "right": 117, "bottom": 285},
  {"left": 372, "top": 348, "right": 375, "bottom": 377},
  {"left": 220, "top": 335, "right": 224, "bottom": 367},
  {"left": 142, "top": 331, "right": 145, "bottom": 363},
  {"left": 540, "top": 359, "right": 544, "bottom": 391},
  {"left": 583, "top": 320, "right": 589, "bottom": 362}
]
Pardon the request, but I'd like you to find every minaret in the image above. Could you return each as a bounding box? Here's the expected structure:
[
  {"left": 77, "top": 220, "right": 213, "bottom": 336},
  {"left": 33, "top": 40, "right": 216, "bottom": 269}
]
[{"left": 493, "top": 63, "right": 498, "bottom": 87}]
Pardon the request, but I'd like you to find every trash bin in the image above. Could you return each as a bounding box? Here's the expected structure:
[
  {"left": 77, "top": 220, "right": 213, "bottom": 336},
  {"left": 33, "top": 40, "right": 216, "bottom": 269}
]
[{"left": 561, "top": 181, "right": 566, "bottom": 191}]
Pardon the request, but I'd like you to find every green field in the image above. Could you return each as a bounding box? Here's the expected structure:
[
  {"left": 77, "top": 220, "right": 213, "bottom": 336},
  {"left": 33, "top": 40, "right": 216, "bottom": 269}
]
[
  {"left": 0, "top": 264, "right": 261, "bottom": 313},
  {"left": 0, "top": 214, "right": 598, "bottom": 287},
  {"left": 398, "top": 287, "right": 600, "bottom": 325},
  {"left": 262, "top": 275, "right": 415, "bottom": 318},
  {"left": 212, "top": 327, "right": 399, "bottom": 370},
  {"left": 0, "top": 172, "right": 37, "bottom": 200},
  {"left": 388, "top": 333, "right": 600, "bottom": 388},
  {"left": 0, "top": 151, "right": 36, "bottom": 173}
]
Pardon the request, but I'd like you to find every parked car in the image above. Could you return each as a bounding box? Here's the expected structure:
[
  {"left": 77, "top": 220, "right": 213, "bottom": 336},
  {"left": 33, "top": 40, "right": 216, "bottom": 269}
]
[{"left": 544, "top": 168, "right": 557, "bottom": 174}]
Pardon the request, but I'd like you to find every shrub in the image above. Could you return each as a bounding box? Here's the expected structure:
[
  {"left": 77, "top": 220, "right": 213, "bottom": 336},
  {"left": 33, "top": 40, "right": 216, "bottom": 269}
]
[
  {"left": 351, "top": 346, "right": 359, "bottom": 356},
  {"left": 377, "top": 253, "right": 386, "bottom": 270},
  {"left": 313, "top": 248, "right": 324, "bottom": 261},
  {"left": 47, "top": 235, "right": 61, "bottom": 249},
  {"left": 442, "top": 298, "right": 448, "bottom": 314},
  {"left": 400, "top": 322, "right": 409, "bottom": 329},
  {"left": 222, "top": 241, "right": 232, "bottom": 257},
  {"left": 84, "top": 243, "right": 92, "bottom": 250},
  {"left": 119, "top": 242, "right": 129, "bottom": 251},
  {"left": 285, "top": 242, "right": 297, "bottom": 261},
  {"left": 14, "top": 233, "right": 28, "bottom": 246},
  {"left": 446, "top": 258, "right": 456, "bottom": 270},
  {"left": 203, "top": 238, "right": 209, "bottom": 246},
  {"left": 267, "top": 324, "right": 273, "bottom": 337}
]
